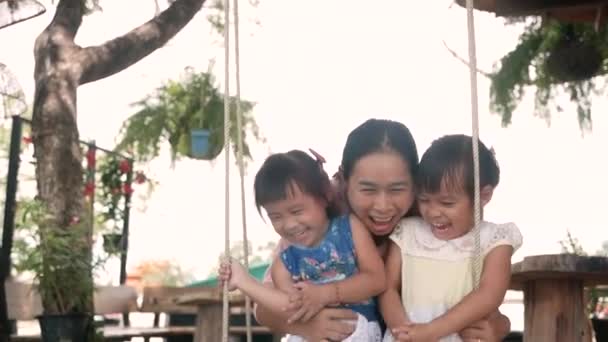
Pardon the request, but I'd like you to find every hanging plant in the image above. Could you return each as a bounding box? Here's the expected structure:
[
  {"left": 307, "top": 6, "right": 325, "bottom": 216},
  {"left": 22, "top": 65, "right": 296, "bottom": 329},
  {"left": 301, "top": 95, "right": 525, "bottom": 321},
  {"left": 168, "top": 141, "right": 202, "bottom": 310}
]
[
  {"left": 115, "top": 67, "right": 264, "bottom": 164},
  {"left": 545, "top": 24, "right": 604, "bottom": 82},
  {"left": 489, "top": 18, "right": 608, "bottom": 131}
]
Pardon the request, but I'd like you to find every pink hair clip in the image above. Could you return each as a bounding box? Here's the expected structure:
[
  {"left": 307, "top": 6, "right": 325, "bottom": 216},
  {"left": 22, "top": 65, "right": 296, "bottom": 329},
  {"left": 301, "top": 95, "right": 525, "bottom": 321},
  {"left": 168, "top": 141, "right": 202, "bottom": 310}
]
[{"left": 308, "top": 148, "right": 326, "bottom": 165}]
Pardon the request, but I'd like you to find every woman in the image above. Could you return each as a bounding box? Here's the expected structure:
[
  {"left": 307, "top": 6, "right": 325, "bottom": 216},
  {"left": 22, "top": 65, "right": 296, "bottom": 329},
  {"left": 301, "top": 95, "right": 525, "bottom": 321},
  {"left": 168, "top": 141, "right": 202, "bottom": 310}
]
[{"left": 254, "top": 119, "right": 511, "bottom": 341}]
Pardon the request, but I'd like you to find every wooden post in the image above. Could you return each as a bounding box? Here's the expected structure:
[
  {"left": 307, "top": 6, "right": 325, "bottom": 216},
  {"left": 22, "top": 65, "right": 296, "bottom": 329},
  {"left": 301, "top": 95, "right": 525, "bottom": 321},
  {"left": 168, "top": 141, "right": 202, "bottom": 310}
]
[
  {"left": 511, "top": 254, "right": 608, "bottom": 342},
  {"left": 523, "top": 279, "right": 589, "bottom": 342},
  {"left": 0, "top": 116, "right": 23, "bottom": 342},
  {"left": 194, "top": 303, "right": 223, "bottom": 342}
]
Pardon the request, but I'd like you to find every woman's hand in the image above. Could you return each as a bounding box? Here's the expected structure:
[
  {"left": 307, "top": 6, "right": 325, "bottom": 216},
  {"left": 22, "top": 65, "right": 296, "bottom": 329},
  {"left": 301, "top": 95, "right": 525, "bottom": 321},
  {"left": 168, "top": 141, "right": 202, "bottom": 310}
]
[
  {"left": 286, "top": 282, "right": 334, "bottom": 323},
  {"left": 458, "top": 318, "right": 501, "bottom": 342},
  {"left": 299, "top": 308, "right": 358, "bottom": 341}
]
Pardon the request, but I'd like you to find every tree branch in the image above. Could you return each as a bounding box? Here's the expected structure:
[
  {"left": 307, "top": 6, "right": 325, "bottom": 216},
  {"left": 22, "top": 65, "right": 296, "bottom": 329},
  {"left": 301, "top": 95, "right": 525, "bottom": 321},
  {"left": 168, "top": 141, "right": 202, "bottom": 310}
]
[
  {"left": 78, "top": 0, "right": 207, "bottom": 85},
  {"left": 48, "top": 0, "right": 85, "bottom": 39},
  {"left": 442, "top": 40, "right": 492, "bottom": 78}
]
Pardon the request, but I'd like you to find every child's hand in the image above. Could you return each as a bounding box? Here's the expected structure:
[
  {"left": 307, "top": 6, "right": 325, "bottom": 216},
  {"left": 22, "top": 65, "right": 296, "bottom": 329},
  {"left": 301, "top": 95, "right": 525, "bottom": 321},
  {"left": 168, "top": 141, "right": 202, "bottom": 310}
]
[
  {"left": 285, "top": 289, "right": 303, "bottom": 312},
  {"left": 286, "top": 282, "right": 332, "bottom": 323},
  {"left": 218, "top": 259, "right": 247, "bottom": 291},
  {"left": 392, "top": 323, "right": 439, "bottom": 342}
]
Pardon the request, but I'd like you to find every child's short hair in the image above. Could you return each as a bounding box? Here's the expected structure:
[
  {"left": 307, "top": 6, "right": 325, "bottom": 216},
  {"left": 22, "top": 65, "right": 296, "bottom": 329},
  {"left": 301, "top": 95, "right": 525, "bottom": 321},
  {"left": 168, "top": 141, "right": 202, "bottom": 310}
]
[
  {"left": 416, "top": 134, "right": 499, "bottom": 199},
  {"left": 254, "top": 150, "right": 339, "bottom": 218}
]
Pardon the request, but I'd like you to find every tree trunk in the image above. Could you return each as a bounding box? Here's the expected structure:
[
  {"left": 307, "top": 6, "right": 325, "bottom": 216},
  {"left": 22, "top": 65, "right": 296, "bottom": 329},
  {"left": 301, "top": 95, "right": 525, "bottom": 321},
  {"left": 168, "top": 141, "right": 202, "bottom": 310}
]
[
  {"left": 31, "top": 0, "right": 91, "bottom": 316},
  {"left": 31, "top": 0, "right": 207, "bottom": 340}
]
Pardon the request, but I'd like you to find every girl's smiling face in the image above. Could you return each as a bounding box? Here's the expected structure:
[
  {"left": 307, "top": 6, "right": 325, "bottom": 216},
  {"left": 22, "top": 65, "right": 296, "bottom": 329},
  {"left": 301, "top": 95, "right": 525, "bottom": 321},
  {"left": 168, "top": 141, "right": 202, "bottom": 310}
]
[{"left": 264, "top": 182, "right": 330, "bottom": 247}]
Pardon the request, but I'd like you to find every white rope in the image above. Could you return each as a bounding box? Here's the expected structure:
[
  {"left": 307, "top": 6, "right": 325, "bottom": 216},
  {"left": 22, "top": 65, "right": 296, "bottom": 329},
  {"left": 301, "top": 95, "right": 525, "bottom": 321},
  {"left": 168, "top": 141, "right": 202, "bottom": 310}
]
[
  {"left": 232, "top": 0, "right": 253, "bottom": 341},
  {"left": 222, "top": 0, "right": 232, "bottom": 338},
  {"left": 464, "top": 0, "right": 483, "bottom": 288}
]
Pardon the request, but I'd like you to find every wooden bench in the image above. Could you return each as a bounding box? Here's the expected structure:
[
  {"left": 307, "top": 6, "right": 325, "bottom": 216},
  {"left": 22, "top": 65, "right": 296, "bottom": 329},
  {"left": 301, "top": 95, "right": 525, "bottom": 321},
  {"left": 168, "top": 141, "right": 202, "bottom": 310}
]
[{"left": 6, "top": 282, "right": 273, "bottom": 341}]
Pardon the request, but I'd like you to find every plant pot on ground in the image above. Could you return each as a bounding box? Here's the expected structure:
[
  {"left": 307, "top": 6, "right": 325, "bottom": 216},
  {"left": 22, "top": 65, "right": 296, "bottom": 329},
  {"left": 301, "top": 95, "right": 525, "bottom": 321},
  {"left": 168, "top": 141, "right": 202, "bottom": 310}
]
[
  {"left": 13, "top": 200, "right": 102, "bottom": 341},
  {"left": 38, "top": 313, "right": 92, "bottom": 342}
]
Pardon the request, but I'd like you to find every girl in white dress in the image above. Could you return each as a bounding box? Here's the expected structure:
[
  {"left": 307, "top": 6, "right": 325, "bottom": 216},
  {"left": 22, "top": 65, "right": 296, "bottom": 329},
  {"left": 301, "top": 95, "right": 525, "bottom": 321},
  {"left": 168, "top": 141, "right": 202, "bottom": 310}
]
[{"left": 380, "top": 134, "right": 522, "bottom": 342}]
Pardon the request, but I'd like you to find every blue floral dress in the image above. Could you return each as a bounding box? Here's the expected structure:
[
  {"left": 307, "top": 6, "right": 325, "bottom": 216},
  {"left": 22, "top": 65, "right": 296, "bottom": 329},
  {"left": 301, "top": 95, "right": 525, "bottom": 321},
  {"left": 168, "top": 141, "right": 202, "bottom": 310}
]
[{"left": 280, "top": 214, "right": 382, "bottom": 341}]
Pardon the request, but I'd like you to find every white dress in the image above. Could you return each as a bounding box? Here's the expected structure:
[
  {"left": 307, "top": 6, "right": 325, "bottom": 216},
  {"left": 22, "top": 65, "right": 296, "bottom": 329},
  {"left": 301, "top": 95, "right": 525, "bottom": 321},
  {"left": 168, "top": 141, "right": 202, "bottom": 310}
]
[
  {"left": 287, "top": 313, "right": 382, "bottom": 342},
  {"left": 383, "top": 217, "right": 523, "bottom": 342}
]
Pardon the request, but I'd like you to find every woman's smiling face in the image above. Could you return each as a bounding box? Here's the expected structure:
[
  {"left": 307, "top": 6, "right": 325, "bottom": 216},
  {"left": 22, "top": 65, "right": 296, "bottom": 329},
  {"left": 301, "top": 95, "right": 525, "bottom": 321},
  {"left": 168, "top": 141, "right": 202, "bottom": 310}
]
[{"left": 346, "top": 150, "right": 415, "bottom": 237}]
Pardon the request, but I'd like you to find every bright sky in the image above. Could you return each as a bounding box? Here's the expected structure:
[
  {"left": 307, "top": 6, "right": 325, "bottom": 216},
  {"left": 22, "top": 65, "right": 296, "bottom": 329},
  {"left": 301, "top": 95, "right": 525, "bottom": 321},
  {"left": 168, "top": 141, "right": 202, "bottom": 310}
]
[{"left": 1, "top": 0, "right": 607, "bottom": 289}]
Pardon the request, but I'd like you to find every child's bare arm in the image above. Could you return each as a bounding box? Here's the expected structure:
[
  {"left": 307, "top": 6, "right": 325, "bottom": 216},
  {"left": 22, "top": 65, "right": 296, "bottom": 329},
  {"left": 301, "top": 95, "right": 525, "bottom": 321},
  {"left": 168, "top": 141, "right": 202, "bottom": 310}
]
[
  {"left": 236, "top": 257, "right": 293, "bottom": 313},
  {"left": 379, "top": 240, "right": 409, "bottom": 330},
  {"left": 429, "top": 245, "right": 513, "bottom": 338}
]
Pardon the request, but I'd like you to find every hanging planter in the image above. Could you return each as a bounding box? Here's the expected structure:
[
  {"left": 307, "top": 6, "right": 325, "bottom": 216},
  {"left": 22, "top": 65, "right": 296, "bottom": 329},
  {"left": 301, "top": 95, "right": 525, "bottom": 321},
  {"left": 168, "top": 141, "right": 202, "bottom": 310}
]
[
  {"left": 102, "top": 233, "right": 123, "bottom": 254},
  {"left": 117, "top": 70, "right": 260, "bottom": 163},
  {"left": 190, "top": 128, "right": 212, "bottom": 159},
  {"left": 546, "top": 35, "right": 603, "bottom": 82}
]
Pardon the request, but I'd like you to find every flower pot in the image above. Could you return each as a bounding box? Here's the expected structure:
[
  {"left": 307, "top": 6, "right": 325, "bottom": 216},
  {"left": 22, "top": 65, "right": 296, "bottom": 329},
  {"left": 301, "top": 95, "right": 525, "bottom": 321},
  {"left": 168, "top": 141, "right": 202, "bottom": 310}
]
[
  {"left": 191, "top": 129, "right": 211, "bottom": 159},
  {"left": 592, "top": 318, "right": 608, "bottom": 342},
  {"left": 546, "top": 38, "right": 603, "bottom": 83},
  {"left": 102, "top": 233, "right": 123, "bottom": 254},
  {"left": 38, "top": 313, "right": 91, "bottom": 342}
]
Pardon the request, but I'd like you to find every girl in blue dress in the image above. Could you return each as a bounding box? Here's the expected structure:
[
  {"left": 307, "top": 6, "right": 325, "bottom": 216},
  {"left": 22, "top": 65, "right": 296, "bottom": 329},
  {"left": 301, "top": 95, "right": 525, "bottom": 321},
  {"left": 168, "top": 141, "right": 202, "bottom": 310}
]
[{"left": 219, "top": 149, "right": 386, "bottom": 341}]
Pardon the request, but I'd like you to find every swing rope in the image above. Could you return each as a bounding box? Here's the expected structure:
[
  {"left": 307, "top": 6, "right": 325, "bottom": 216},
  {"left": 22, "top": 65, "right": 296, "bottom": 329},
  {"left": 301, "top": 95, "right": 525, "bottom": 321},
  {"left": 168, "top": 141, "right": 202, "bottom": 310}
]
[
  {"left": 222, "top": 0, "right": 252, "bottom": 341},
  {"left": 221, "top": 0, "right": 232, "bottom": 338},
  {"left": 232, "top": 0, "right": 254, "bottom": 340},
  {"left": 219, "top": 1, "right": 483, "bottom": 339},
  {"left": 464, "top": 0, "right": 483, "bottom": 288}
]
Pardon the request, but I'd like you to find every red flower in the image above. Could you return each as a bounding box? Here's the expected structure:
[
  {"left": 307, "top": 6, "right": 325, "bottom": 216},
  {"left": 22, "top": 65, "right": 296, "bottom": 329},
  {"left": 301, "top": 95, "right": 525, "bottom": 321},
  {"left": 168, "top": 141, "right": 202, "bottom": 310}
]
[
  {"left": 119, "top": 159, "right": 131, "bottom": 174},
  {"left": 123, "top": 183, "right": 133, "bottom": 195},
  {"left": 86, "top": 149, "right": 96, "bottom": 169},
  {"left": 22, "top": 136, "right": 32, "bottom": 145},
  {"left": 134, "top": 171, "right": 147, "bottom": 184},
  {"left": 83, "top": 182, "right": 95, "bottom": 197}
]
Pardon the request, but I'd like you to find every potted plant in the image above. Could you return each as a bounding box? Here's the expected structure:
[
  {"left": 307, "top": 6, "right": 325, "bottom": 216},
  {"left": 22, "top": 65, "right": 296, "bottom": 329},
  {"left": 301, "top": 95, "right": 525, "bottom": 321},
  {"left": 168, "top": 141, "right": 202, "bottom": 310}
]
[
  {"left": 96, "top": 156, "right": 132, "bottom": 255},
  {"left": 115, "top": 67, "right": 261, "bottom": 164},
  {"left": 93, "top": 154, "right": 149, "bottom": 256},
  {"left": 559, "top": 231, "right": 608, "bottom": 341},
  {"left": 12, "top": 199, "right": 104, "bottom": 341},
  {"left": 489, "top": 18, "right": 608, "bottom": 131},
  {"left": 190, "top": 127, "right": 212, "bottom": 159},
  {"left": 544, "top": 24, "right": 604, "bottom": 83}
]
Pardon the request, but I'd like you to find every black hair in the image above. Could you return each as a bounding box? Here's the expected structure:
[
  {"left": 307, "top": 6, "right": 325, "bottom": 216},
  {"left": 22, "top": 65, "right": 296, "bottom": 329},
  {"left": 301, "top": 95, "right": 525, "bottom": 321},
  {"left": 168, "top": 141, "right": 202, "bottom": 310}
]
[
  {"left": 416, "top": 134, "right": 500, "bottom": 200},
  {"left": 341, "top": 119, "right": 419, "bottom": 181},
  {"left": 254, "top": 150, "right": 339, "bottom": 218}
]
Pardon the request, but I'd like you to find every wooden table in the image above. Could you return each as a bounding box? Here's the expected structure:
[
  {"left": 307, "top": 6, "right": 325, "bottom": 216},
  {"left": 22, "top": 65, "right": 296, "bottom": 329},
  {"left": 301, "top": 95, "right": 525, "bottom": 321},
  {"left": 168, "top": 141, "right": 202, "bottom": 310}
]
[
  {"left": 176, "top": 288, "right": 263, "bottom": 342},
  {"left": 509, "top": 254, "right": 608, "bottom": 342}
]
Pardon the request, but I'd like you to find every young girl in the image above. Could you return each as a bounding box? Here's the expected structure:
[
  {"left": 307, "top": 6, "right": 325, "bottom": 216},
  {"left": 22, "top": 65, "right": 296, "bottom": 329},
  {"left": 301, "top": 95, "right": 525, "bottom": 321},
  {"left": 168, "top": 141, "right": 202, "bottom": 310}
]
[
  {"left": 219, "top": 149, "right": 386, "bottom": 341},
  {"left": 380, "top": 134, "right": 523, "bottom": 342}
]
